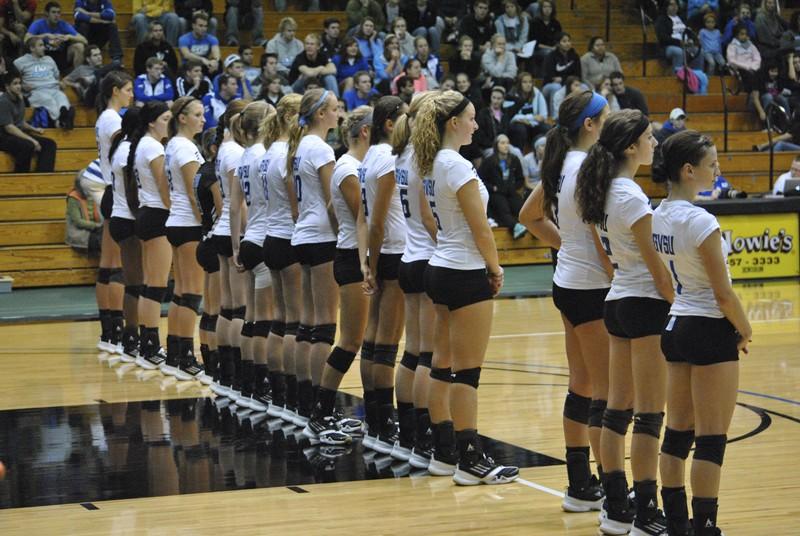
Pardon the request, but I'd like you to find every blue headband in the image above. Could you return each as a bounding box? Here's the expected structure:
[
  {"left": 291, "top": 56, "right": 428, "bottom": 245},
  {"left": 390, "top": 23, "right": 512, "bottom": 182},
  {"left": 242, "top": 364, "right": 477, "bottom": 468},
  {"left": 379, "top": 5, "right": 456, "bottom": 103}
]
[
  {"left": 298, "top": 90, "right": 330, "bottom": 127},
  {"left": 570, "top": 92, "right": 608, "bottom": 133}
]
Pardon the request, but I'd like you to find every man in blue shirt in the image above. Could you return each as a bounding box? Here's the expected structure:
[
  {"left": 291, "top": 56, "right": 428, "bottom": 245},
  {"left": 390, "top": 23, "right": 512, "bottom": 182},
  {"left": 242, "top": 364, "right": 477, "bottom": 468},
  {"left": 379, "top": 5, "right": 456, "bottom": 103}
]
[
  {"left": 202, "top": 73, "right": 237, "bottom": 129},
  {"left": 178, "top": 11, "right": 220, "bottom": 75},
  {"left": 134, "top": 57, "right": 175, "bottom": 106},
  {"left": 342, "top": 71, "right": 379, "bottom": 110},
  {"left": 25, "top": 1, "right": 88, "bottom": 73},
  {"left": 212, "top": 54, "right": 253, "bottom": 99},
  {"left": 73, "top": 0, "right": 122, "bottom": 64}
]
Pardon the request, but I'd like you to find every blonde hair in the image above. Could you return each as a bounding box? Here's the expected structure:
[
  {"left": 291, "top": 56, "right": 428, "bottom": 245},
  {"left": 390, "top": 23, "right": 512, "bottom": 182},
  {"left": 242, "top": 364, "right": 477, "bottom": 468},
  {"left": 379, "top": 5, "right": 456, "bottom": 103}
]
[
  {"left": 235, "top": 100, "right": 270, "bottom": 147},
  {"left": 169, "top": 96, "right": 201, "bottom": 137},
  {"left": 341, "top": 105, "right": 372, "bottom": 149},
  {"left": 391, "top": 91, "right": 436, "bottom": 155},
  {"left": 279, "top": 16, "right": 297, "bottom": 32},
  {"left": 286, "top": 88, "right": 334, "bottom": 179},
  {"left": 411, "top": 90, "right": 468, "bottom": 178},
  {"left": 261, "top": 93, "right": 301, "bottom": 147}
]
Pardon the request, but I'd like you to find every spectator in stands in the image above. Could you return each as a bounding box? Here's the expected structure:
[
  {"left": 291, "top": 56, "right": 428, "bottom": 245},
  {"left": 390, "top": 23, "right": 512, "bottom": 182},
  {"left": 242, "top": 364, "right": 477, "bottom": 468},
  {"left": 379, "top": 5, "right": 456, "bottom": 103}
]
[
  {"left": 449, "top": 35, "right": 483, "bottom": 83},
  {"left": 392, "top": 17, "right": 415, "bottom": 58},
  {"left": 73, "top": 0, "right": 122, "bottom": 65},
  {"left": 354, "top": 17, "right": 383, "bottom": 67},
  {"left": 175, "top": 58, "right": 212, "bottom": 97},
  {"left": 439, "top": 0, "right": 464, "bottom": 45},
  {"left": 786, "top": 52, "right": 800, "bottom": 112},
  {"left": 290, "top": 32, "right": 339, "bottom": 96},
  {"left": 455, "top": 71, "right": 482, "bottom": 106},
  {"left": 203, "top": 72, "right": 236, "bottom": 124},
  {"left": 178, "top": 11, "right": 220, "bottom": 75},
  {"left": 655, "top": 0, "right": 689, "bottom": 71},
  {"left": 321, "top": 17, "right": 343, "bottom": 58},
  {"left": 550, "top": 75, "right": 585, "bottom": 120},
  {"left": 25, "top": 2, "right": 88, "bottom": 72},
  {"left": 63, "top": 43, "right": 106, "bottom": 105},
  {"left": 655, "top": 107, "right": 687, "bottom": 145},
  {"left": 529, "top": 0, "right": 561, "bottom": 70},
  {"left": 541, "top": 31, "right": 580, "bottom": 105},
  {"left": 727, "top": 22, "right": 762, "bottom": 93},
  {"left": 133, "top": 20, "right": 178, "bottom": 76},
  {"left": 479, "top": 133, "right": 526, "bottom": 238},
  {"left": 759, "top": 112, "right": 800, "bottom": 151},
  {"left": 239, "top": 45, "right": 260, "bottom": 86},
  {"left": 257, "top": 74, "right": 283, "bottom": 106},
  {"left": 333, "top": 36, "right": 370, "bottom": 90},
  {"left": 474, "top": 85, "right": 512, "bottom": 157},
  {"left": 0, "top": 72, "right": 56, "bottom": 171},
  {"left": 372, "top": 34, "right": 406, "bottom": 91},
  {"left": 754, "top": 0, "right": 790, "bottom": 59},
  {"left": 459, "top": 0, "right": 493, "bottom": 53},
  {"left": 346, "top": 0, "right": 383, "bottom": 31},
  {"left": 439, "top": 72, "right": 455, "bottom": 90},
  {"left": 596, "top": 76, "right": 621, "bottom": 112},
  {"left": 382, "top": 0, "right": 400, "bottom": 32},
  {"left": 507, "top": 71, "right": 549, "bottom": 151},
  {"left": 402, "top": 0, "right": 443, "bottom": 54},
  {"left": 223, "top": 0, "right": 262, "bottom": 47},
  {"left": 580, "top": 36, "right": 622, "bottom": 87},
  {"left": 134, "top": 57, "right": 175, "bottom": 105},
  {"left": 790, "top": 11, "right": 800, "bottom": 53},
  {"left": 609, "top": 70, "right": 649, "bottom": 115},
  {"left": 494, "top": 0, "right": 528, "bottom": 55},
  {"left": 66, "top": 174, "right": 102, "bottom": 255},
  {"left": 175, "top": 0, "right": 216, "bottom": 36},
  {"left": 752, "top": 60, "right": 792, "bottom": 123},
  {"left": 522, "top": 135, "right": 546, "bottom": 191},
  {"left": 391, "top": 57, "right": 427, "bottom": 94},
  {"left": 395, "top": 74, "right": 415, "bottom": 103},
  {"left": 276, "top": 0, "right": 316, "bottom": 12},
  {"left": 687, "top": 0, "right": 719, "bottom": 27},
  {"left": 414, "top": 35, "right": 442, "bottom": 89},
  {"left": 0, "top": 0, "right": 35, "bottom": 54},
  {"left": 14, "top": 36, "right": 74, "bottom": 128},
  {"left": 257, "top": 52, "right": 291, "bottom": 94},
  {"left": 130, "top": 0, "right": 181, "bottom": 46},
  {"left": 213, "top": 53, "right": 253, "bottom": 98},
  {"left": 342, "top": 70, "right": 378, "bottom": 110},
  {"left": 699, "top": 11, "right": 727, "bottom": 74},
  {"left": 266, "top": 17, "right": 303, "bottom": 76},
  {"left": 482, "top": 33, "right": 517, "bottom": 90},
  {"left": 772, "top": 155, "right": 800, "bottom": 194},
  {"left": 722, "top": 2, "right": 756, "bottom": 48}
]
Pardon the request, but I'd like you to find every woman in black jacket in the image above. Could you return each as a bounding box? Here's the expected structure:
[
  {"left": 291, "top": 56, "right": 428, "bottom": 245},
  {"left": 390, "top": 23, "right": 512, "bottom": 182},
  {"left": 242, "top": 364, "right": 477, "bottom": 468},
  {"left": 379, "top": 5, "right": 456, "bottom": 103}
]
[
  {"left": 478, "top": 133, "right": 527, "bottom": 239},
  {"left": 654, "top": 0, "right": 688, "bottom": 71},
  {"left": 541, "top": 31, "right": 581, "bottom": 109},
  {"left": 529, "top": 0, "right": 561, "bottom": 74}
]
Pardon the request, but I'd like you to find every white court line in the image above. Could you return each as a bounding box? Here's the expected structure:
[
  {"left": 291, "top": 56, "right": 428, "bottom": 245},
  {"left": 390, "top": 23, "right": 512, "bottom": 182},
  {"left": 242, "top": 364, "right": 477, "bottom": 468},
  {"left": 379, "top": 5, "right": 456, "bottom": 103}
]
[{"left": 516, "top": 477, "right": 565, "bottom": 498}]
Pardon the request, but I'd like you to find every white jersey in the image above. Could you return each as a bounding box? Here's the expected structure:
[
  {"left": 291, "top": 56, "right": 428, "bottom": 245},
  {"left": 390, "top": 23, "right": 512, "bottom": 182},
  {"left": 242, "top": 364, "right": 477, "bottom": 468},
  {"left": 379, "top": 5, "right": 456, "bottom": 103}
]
[
  {"left": 553, "top": 151, "right": 611, "bottom": 289},
  {"left": 427, "top": 149, "right": 489, "bottom": 271},
  {"left": 240, "top": 143, "right": 268, "bottom": 245},
  {"left": 165, "top": 136, "right": 204, "bottom": 227},
  {"left": 291, "top": 135, "right": 337, "bottom": 245},
  {"left": 262, "top": 141, "right": 294, "bottom": 240},
  {"left": 110, "top": 140, "right": 133, "bottom": 220},
  {"left": 331, "top": 153, "right": 361, "bottom": 250},
  {"left": 96, "top": 109, "right": 122, "bottom": 185},
  {"left": 212, "top": 140, "right": 244, "bottom": 237},
  {"left": 361, "top": 143, "right": 406, "bottom": 254},
  {"left": 598, "top": 178, "right": 660, "bottom": 301},
  {"left": 135, "top": 135, "right": 167, "bottom": 209},
  {"left": 398, "top": 146, "right": 435, "bottom": 262},
  {"left": 652, "top": 199, "right": 728, "bottom": 318}
]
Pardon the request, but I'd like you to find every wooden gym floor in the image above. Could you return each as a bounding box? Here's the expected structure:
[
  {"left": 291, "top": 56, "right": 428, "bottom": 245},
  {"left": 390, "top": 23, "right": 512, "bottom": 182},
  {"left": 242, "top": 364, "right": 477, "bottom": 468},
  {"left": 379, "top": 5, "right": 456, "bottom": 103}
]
[{"left": 0, "top": 281, "right": 797, "bottom": 535}]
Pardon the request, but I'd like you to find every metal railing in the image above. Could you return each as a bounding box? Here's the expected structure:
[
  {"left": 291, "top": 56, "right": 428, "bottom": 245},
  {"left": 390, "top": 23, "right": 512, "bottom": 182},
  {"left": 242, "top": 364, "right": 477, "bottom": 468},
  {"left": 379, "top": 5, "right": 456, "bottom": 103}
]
[
  {"left": 680, "top": 28, "right": 691, "bottom": 113},
  {"left": 639, "top": 4, "right": 651, "bottom": 76},
  {"left": 719, "top": 71, "right": 730, "bottom": 152},
  {"left": 765, "top": 103, "right": 790, "bottom": 190},
  {"left": 570, "top": 0, "right": 612, "bottom": 42}
]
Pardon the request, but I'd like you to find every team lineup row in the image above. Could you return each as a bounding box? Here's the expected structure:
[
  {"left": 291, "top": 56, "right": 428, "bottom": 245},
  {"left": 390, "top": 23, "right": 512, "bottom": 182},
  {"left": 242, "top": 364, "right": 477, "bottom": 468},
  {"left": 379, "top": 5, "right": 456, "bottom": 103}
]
[{"left": 89, "top": 69, "right": 748, "bottom": 535}]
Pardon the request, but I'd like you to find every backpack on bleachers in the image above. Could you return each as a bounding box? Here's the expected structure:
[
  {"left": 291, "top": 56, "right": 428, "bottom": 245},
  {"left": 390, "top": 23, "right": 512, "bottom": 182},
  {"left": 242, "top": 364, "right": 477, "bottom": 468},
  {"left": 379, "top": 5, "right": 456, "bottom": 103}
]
[{"left": 30, "top": 107, "right": 52, "bottom": 128}]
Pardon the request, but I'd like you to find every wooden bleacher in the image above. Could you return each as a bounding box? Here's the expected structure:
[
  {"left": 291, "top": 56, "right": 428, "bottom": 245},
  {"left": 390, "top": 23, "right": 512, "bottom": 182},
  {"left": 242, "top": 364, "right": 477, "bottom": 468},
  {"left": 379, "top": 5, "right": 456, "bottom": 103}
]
[{"left": 0, "top": 0, "right": 797, "bottom": 287}]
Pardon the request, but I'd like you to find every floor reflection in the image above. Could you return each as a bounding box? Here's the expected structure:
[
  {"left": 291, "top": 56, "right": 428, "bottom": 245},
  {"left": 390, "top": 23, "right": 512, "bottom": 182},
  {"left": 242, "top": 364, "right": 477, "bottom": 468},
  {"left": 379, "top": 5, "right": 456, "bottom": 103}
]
[{"left": 0, "top": 394, "right": 562, "bottom": 509}]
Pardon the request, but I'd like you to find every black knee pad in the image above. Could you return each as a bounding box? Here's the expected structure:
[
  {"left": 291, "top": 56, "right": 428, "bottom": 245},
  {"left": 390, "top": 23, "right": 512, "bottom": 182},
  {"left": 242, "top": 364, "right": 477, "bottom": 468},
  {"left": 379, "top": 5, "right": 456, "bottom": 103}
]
[
  {"left": 326, "top": 346, "right": 357, "bottom": 374},
  {"left": 253, "top": 320, "right": 272, "bottom": 337},
  {"left": 589, "top": 399, "right": 607, "bottom": 428},
  {"left": 453, "top": 367, "right": 481, "bottom": 388},
  {"left": 418, "top": 351, "right": 432, "bottom": 369},
  {"left": 563, "top": 391, "right": 592, "bottom": 425},
  {"left": 633, "top": 412, "right": 665, "bottom": 439},
  {"left": 124, "top": 285, "right": 142, "bottom": 299},
  {"left": 285, "top": 321, "right": 299, "bottom": 336},
  {"left": 97, "top": 268, "right": 111, "bottom": 284},
  {"left": 109, "top": 268, "right": 124, "bottom": 284},
  {"left": 199, "top": 313, "right": 215, "bottom": 332},
  {"left": 661, "top": 427, "right": 695, "bottom": 460},
  {"left": 311, "top": 323, "right": 336, "bottom": 345},
  {"left": 270, "top": 321, "right": 286, "bottom": 337},
  {"left": 603, "top": 408, "right": 634, "bottom": 436},
  {"left": 693, "top": 435, "right": 727, "bottom": 467},
  {"left": 241, "top": 321, "right": 254, "bottom": 338},
  {"left": 360, "top": 341, "right": 375, "bottom": 362},
  {"left": 232, "top": 306, "right": 246, "bottom": 320},
  {"left": 400, "top": 351, "right": 419, "bottom": 371},
  {"left": 295, "top": 324, "right": 312, "bottom": 343},
  {"left": 220, "top": 307, "right": 234, "bottom": 321},
  {"left": 142, "top": 286, "right": 168, "bottom": 303},
  {"left": 171, "top": 293, "right": 182, "bottom": 306},
  {"left": 180, "top": 293, "right": 203, "bottom": 314},
  {"left": 373, "top": 344, "right": 398, "bottom": 367},
  {"left": 430, "top": 367, "right": 453, "bottom": 383}
]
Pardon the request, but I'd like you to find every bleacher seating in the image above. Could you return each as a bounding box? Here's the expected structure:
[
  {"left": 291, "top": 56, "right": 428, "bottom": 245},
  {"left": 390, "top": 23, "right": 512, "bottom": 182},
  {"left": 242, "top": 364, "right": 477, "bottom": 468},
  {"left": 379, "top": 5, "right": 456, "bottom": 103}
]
[{"left": 0, "top": 0, "right": 797, "bottom": 287}]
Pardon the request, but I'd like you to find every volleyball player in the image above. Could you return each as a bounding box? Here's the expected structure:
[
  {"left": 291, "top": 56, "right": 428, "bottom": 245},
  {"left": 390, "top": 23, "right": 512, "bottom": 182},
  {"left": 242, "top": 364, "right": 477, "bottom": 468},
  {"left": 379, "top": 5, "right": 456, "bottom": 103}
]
[
  {"left": 358, "top": 96, "right": 408, "bottom": 455},
  {"left": 107, "top": 107, "right": 143, "bottom": 364},
  {"left": 391, "top": 93, "right": 439, "bottom": 465},
  {"left": 653, "top": 130, "right": 751, "bottom": 536},
  {"left": 411, "top": 90, "right": 519, "bottom": 485},
  {"left": 230, "top": 101, "right": 273, "bottom": 411},
  {"left": 286, "top": 89, "right": 341, "bottom": 426},
  {"left": 303, "top": 105, "right": 372, "bottom": 445},
  {"left": 95, "top": 72, "right": 133, "bottom": 355},
  {"left": 575, "top": 109, "right": 674, "bottom": 535},
  {"left": 260, "top": 94, "right": 302, "bottom": 421},
  {"left": 165, "top": 96, "right": 208, "bottom": 381},
  {"left": 519, "top": 91, "right": 612, "bottom": 511},
  {"left": 127, "top": 101, "right": 174, "bottom": 371},
  {"left": 209, "top": 100, "right": 247, "bottom": 397}
]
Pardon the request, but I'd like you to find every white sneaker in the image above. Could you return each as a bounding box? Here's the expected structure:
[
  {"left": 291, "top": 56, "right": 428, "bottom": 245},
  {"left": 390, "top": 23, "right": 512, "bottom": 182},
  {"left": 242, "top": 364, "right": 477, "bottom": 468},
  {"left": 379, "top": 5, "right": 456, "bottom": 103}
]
[{"left": 159, "top": 362, "right": 178, "bottom": 377}]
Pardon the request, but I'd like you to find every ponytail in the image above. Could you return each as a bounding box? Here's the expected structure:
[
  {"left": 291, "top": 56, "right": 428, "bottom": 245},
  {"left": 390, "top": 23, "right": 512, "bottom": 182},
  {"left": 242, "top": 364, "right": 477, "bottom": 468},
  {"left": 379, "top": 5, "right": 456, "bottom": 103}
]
[
  {"left": 124, "top": 101, "right": 168, "bottom": 213},
  {"left": 97, "top": 71, "right": 132, "bottom": 113},
  {"left": 391, "top": 91, "right": 435, "bottom": 156},
  {"left": 261, "top": 93, "right": 301, "bottom": 147},
  {"left": 369, "top": 95, "right": 404, "bottom": 146},
  {"left": 286, "top": 88, "right": 330, "bottom": 180},
  {"left": 411, "top": 90, "right": 465, "bottom": 178},
  {"left": 340, "top": 105, "right": 373, "bottom": 149},
  {"left": 108, "top": 107, "right": 140, "bottom": 163}
]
